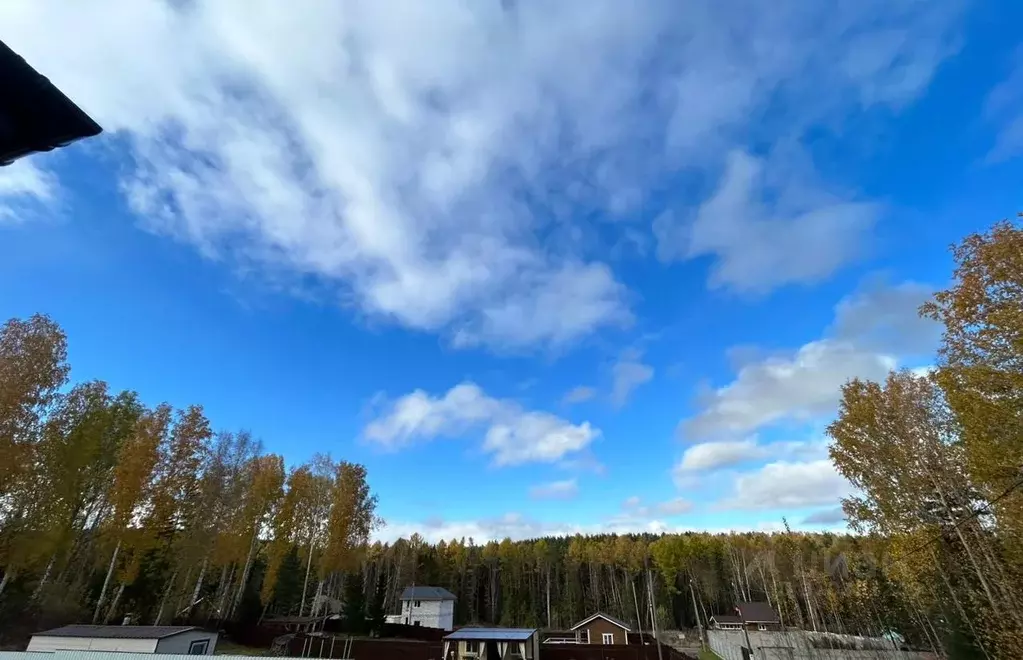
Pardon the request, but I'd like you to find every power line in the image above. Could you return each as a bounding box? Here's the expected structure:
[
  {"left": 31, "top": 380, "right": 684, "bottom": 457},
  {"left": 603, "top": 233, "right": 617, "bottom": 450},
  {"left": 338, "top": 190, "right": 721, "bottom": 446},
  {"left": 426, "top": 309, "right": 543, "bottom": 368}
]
[{"left": 887, "top": 474, "right": 1023, "bottom": 565}]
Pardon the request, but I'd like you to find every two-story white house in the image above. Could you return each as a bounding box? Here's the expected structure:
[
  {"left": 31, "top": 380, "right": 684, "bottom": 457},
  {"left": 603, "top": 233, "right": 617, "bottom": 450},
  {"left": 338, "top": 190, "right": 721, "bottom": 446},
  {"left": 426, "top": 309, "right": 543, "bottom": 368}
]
[{"left": 388, "top": 586, "right": 457, "bottom": 630}]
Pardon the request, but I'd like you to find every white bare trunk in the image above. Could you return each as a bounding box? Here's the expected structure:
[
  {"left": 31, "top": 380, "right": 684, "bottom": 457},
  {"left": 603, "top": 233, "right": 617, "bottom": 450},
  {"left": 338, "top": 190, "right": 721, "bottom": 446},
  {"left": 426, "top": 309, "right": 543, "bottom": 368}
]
[
  {"left": 106, "top": 583, "right": 126, "bottom": 624},
  {"left": 0, "top": 569, "right": 12, "bottom": 598},
  {"left": 232, "top": 531, "right": 259, "bottom": 619},
  {"left": 312, "top": 579, "right": 325, "bottom": 616},
  {"left": 300, "top": 539, "right": 315, "bottom": 617},
  {"left": 93, "top": 540, "right": 121, "bottom": 623},
  {"left": 155, "top": 569, "right": 178, "bottom": 625},
  {"left": 801, "top": 571, "right": 818, "bottom": 632},
  {"left": 215, "top": 564, "right": 231, "bottom": 620},
  {"left": 187, "top": 558, "right": 208, "bottom": 619},
  {"left": 32, "top": 555, "right": 56, "bottom": 601}
]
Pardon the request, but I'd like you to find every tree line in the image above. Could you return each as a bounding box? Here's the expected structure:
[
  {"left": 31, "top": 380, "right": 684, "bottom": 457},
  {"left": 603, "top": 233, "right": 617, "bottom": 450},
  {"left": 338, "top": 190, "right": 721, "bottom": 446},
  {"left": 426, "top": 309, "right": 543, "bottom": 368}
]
[
  {"left": 2, "top": 217, "right": 1021, "bottom": 659},
  {"left": 0, "top": 318, "right": 379, "bottom": 643}
]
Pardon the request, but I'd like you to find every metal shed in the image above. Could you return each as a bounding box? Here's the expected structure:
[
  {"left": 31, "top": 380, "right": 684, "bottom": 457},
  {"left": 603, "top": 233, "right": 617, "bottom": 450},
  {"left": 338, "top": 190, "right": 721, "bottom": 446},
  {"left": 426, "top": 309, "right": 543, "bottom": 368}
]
[
  {"left": 443, "top": 628, "right": 539, "bottom": 660},
  {"left": 26, "top": 626, "right": 218, "bottom": 655}
]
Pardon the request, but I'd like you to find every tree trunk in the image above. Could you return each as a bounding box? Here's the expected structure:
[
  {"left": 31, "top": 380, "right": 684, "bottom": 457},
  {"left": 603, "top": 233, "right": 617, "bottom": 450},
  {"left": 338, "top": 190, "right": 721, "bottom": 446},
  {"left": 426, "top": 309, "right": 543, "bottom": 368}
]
[
  {"left": 300, "top": 539, "right": 315, "bottom": 617},
  {"left": 186, "top": 557, "right": 208, "bottom": 619},
  {"left": 929, "top": 476, "right": 1004, "bottom": 620},
  {"left": 801, "top": 571, "right": 818, "bottom": 632},
  {"left": 546, "top": 564, "right": 551, "bottom": 628},
  {"left": 155, "top": 569, "right": 178, "bottom": 625},
  {"left": 931, "top": 548, "right": 991, "bottom": 660},
  {"left": 232, "top": 531, "right": 259, "bottom": 619},
  {"left": 0, "top": 569, "right": 12, "bottom": 598},
  {"left": 32, "top": 554, "right": 56, "bottom": 601},
  {"left": 106, "top": 583, "right": 126, "bottom": 624},
  {"left": 93, "top": 540, "right": 121, "bottom": 623}
]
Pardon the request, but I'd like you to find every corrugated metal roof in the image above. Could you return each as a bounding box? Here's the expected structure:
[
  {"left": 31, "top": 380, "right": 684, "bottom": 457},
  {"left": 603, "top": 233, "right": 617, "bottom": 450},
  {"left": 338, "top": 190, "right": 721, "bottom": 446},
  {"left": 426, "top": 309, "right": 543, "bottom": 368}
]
[
  {"left": 2, "top": 653, "right": 239, "bottom": 660},
  {"left": 32, "top": 625, "right": 198, "bottom": 639},
  {"left": 445, "top": 628, "right": 536, "bottom": 641},
  {"left": 401, "top": 586, "right": 457, "bottom": 601}
]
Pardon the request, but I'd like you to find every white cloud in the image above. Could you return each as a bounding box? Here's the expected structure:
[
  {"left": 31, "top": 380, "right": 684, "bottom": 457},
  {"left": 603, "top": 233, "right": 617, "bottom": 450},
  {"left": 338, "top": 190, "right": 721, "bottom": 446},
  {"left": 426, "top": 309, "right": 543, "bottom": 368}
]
[
  {"left": 655, "top": 150, "right": 879, "bottom": 292},
  {"left": 719, "top": 459, "right": 853, "bottom": 511},
  {"left": 363, "top": 382, "right": 599, "bottom": 466},
  {"left": 529, "top": 479, "right": 579, "bottom": 500},
  {"left": 620, "top": 495, "right": 693, "bottom": 518},
  {"left": 375, "top": 508, "right": 831, "bottom": 544},
  {"left": 802, "top": 506, "right": 847, "bottom": 525},
  {"left": 376, "top": 510, "right": 687, "bottom": 544},
  {"left": 984, "top": 48, "right": 1023, "bottom": 162},
  {"left": 672, "top": 437, "right": 828, "bottom": 489},
  {"left": 0, "top": 0, "right": 964, "bottom": 348},
  {"left": 675, "top": 439, "right": 762, "bottom": 472},
  {"left": 611, "top": 349, "right": 654, "bottom": 408},
  {"left": 0, "top": 158, "right": 56, "bottom": 222},
  {"left": 562, "top": 386, "right": 597, "bottom": 405},
  {"left": 681, "top": 281, "right": 938, "bottom": 441}
]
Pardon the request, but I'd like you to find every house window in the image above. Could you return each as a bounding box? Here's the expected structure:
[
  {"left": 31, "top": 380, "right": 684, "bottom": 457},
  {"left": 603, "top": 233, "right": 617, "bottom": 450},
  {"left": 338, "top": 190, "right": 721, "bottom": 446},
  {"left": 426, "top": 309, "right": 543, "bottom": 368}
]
[
  {"left": 415, "top": 600, "right": 422, "bottom": 607},
  {"left": 188, "top": 640, "right": 209, "bottom": 655},
  {"left": 464, "top": 641, "right": 479, "bottom": 655},
  {"left": 414, "top": 621, "right": 421, "bottom": 627},
  {"left": 602, "top": 633, "right": 614, "bottom": 645},
  {"left": 758, "top": 624, "right": 767, "bottom": 631}
]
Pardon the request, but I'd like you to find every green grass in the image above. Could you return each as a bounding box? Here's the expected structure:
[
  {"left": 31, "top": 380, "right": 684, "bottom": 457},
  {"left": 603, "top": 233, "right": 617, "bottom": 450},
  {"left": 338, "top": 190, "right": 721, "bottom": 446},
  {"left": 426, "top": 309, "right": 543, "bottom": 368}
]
[{"left": 697, "top": 648, "right": 723, "bottom": 660}]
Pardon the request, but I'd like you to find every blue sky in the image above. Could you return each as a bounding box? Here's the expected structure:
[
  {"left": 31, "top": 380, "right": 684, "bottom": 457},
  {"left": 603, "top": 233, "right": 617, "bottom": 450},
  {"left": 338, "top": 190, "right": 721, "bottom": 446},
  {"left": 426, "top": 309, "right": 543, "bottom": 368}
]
[{"left": 2, "top": 0, "right": 1022, "bottom": 542}]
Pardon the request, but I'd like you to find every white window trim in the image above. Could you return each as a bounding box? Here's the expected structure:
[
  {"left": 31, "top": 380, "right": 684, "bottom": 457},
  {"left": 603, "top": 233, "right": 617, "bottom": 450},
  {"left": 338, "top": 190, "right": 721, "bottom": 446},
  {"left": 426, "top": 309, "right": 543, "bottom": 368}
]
[
  {"left": 188, "top": 640, "right": 209, "bottom": 655},
  {"left": 758, "top": 624, "right": 768, "bottom": 631},
  {"left": 602, "top": 633, "right": 614, "bottom": 645}
]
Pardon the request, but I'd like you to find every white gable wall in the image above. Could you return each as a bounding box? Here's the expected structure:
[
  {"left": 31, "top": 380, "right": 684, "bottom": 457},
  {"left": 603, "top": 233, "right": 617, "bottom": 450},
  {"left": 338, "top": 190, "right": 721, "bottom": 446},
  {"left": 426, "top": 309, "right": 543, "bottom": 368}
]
[
  {"left": 155, "top": 631, "right": 218, "bottom": 655},
  {"left": 400, "top": 598, "right": 455, "bottom": 630},
  {"left": 27, "top": 637, "right": 158, "bottom": 653}
]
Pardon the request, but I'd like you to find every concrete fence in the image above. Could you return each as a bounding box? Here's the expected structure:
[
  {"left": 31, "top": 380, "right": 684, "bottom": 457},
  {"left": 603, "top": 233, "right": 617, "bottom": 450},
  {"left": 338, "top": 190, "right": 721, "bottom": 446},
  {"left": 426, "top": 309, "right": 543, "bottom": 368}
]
[{"left": 706, "top": 630, "right": 935, "bottom": 660}]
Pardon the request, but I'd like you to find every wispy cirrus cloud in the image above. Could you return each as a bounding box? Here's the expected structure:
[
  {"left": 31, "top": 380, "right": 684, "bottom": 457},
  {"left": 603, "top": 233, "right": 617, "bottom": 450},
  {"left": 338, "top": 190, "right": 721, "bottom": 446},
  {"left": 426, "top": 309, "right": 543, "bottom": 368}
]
[
  {"left": 529, "top": 479, "right": 579, "bottom": 500},
  {"left": 0, "top": 158, "right": 57, "bottom": 223},
  {"left": 611, "top": 349, "right": 654, "bottom": 408},
  {"left": 0, "top": 0, "right": 965, "bottom": 350}
]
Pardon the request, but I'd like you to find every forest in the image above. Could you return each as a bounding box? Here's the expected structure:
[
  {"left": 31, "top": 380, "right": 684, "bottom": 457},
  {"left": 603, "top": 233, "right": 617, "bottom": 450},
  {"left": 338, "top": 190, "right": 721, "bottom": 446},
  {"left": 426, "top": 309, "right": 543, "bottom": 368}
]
[{"left": 0, "top": 217, "right": 1021, "bottom": 659}]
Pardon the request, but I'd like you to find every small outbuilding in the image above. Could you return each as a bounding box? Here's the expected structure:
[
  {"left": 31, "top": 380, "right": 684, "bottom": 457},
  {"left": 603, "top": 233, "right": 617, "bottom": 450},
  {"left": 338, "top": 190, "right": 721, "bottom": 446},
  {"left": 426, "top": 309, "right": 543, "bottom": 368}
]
[
  {"left": 443, "top": 628, "right": 539, "bottom": 660},
  {"left": 708, "top": 614, "right": 744, "bottom": 631},
  {"left": 27, "top": 625, "right": 218, "bottom": 655},
  {"left": 570, "top": 613, "right": 632, "bottom": 644},
  {"left": 736, "top": 602, "right": 781, "bottom": 632},
  {"left": 710, "top": 602, "right": 782, "bottom": 632}
]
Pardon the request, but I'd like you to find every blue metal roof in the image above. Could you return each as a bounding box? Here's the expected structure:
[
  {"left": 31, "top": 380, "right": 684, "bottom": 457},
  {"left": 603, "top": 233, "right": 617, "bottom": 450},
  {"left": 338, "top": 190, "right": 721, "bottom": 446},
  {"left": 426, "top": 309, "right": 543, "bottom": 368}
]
[{"left": 445, "top": 628, "right": 536, "bottom": 641}]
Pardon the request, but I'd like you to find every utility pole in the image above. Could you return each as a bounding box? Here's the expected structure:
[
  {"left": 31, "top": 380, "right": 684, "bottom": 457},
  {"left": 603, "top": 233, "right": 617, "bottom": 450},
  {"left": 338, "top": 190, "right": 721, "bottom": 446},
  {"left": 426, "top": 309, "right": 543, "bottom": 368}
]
[{"left": 689, "top": 579, "right": 704, "bottom": 648}]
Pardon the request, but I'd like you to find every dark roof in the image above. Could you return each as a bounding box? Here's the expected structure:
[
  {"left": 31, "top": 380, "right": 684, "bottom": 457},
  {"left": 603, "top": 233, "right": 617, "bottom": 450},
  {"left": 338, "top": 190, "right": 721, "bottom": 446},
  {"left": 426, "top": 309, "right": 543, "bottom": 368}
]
[
  {"left": 570, "top": 613, "right": 632, "bottom": 632},
  {"left": 709, "top": 615, "right": 742, "bottom": 624},
  {"left": 33, "top": 625, "right": 199, "bottom": 639},
  {"left": 401, "top": 586, "right": 457, "bottom": 601},
  {"left": 445, "top": 628, "right": 536, "bottom": 641},
  {"left": 737, "top": 602, "right": 780, "bottom": 623},
  {"left": 0, "top": 40, "right": 103, "bottom": 166}
]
